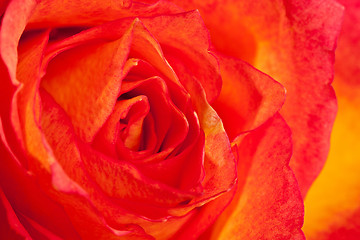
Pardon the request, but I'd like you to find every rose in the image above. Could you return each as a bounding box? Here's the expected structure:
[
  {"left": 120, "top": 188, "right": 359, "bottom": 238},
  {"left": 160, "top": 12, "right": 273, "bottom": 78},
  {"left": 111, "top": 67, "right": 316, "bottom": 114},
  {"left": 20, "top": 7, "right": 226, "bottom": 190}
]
[
  {"left": 303, "top": 1, "right": 360, "bottom": 239},
  {"left": 0, "top": 1, "right": 342, "bottom": 240},
  {"left": 3, "top": 1, "right": 237, "bottom": 239}
]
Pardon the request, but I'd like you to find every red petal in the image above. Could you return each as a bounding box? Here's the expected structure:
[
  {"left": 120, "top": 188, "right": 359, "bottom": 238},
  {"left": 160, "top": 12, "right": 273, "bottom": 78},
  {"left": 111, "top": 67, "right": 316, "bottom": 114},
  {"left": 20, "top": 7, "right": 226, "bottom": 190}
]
[
  {"left": 139, "top": 11, "right": 222, "bottom": 103},
  {"left": 93, "top": 95, "right": 152, "bottom": 156},
  {"left": 0, "top": 186, "right": 31, "bottom": 240},
  {"left": 118, "top": 97, "right": 150, "bottom": 151},
  {"left": 15, "top": 29, "right": 55, "bottom": 173},
  {"left": 334, "top": 0, "right": 360, "bottom": 87},
  {"left": 0, "top": 0, "right": 38, "bottom": 169},
  {"left": 1, "top": 14, "right": 81, "bottom": 239},
  {"left": 173, "top": 187, "right": 236, "bottom": 239},
  {"left": 1, "top": 0, "right": 36, "bottom": 81},
  {"left": 303, "top": 2, "right": 360, "bottom": 239},
  {"left": 93, "top": 98, "right": 158, "bottom": 160},
  {"left": 0, "top": 131, "right": 81, "bottom": 239},
  {"left": 175, "top": 77, "right": 237, "bottom": 209},
  {"left": 212, "top": 54, "right": 285, "bottom": 140},
  {"left": 303, "top": 86, "right": 360, "bottom": 240},
  {"left": 45, "top": 18, "right": 182, "bottom": 90},
  {"left": 207, "top": 114, "right": 304, "bottom": 239},
  {"left": 41, "top": 25, "right": 132, "bottom": 143},
  {"left": 120, "top": 77, "right": 189, "bottom": 156},
  {"left": 137, "top": 111, "right": 204, "bottom": 191},
  {"left": 27, "top": 0, "right": 183, "bottom": 28}
]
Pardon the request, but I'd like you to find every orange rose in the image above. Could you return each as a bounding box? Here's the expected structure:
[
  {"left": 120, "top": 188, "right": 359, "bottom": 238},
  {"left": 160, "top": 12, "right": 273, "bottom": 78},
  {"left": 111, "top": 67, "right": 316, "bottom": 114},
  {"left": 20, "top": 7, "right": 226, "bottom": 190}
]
[{"left": 0, "top": 0, "right": 343, "bottom": 239}]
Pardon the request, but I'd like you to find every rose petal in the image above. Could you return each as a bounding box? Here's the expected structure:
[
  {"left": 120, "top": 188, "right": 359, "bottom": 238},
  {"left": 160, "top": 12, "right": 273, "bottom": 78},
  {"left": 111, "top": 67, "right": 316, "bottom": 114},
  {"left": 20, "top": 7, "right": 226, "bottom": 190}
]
[
  {"left": 15, "top": 213, "right": 65, "bottom": 240},
  {"left": 41, "top": 25, "right": 132, "bottom": 143},
  {"left": 0, "top": 128, "right": 82, "bottom": 239},
  {"left": 94, "top": 95, "right": 152, "bottom": 154},
  {"left": 170, "top": 77, "right": 237, "bottom": 210},
  {"left": 118, "top": 97, "right": 149, "bottom": 151},
  {"left": 334, "top": 0, "right": 360, "bottom": 87},
  {"left": 303, "top": 2, "right": 360, "bottom": 239},
  {"left": 1, "top": 0, "right": 37, "bottom": 81},
  {"left": 79, "top": 144, "right": 197, "bottom": 206},
  {"left": 171, "top": 0, "right": 344, "bottom": 198},
  {"left": 0, "top": 0, "right": 38, "bottom": 168},
  {"left": 27, "top": 0, "right": 183, "bottom": 28},
  {"left": 126, "top": 59, "right": 193, "bottom": 116},
  {"left": 205, "top": 114, "right": 304, "bottom": 239},
  {"left": 15, "top": 29, "right": 55, "bottom": 173},
  {"left": 93, "top": 98, "right": 158, "bottom": 160},
  {"left": 45, "top": 18, "right": 182, "bottom": 91},
  {"left": 212, "top": 54, "right": 285, "bottom": 140},
  {"left": 44, "top": 186, "right": 152, "bottom": 240},
  {"left": 0, "top": 186, "right": 30, "bottom": 240},
  {"left": 1, "top": 16, "right": 82, "bottom": 239},
  {"left": 274, "top": 0, "right": 343, "bottom": 197},
  {"left": 303, "top": 86, "right": 360, "bottom": 239},
  {"left": 172, "top": 187, "right": 236, "bottom": 239},
  {"left": 120, "top": 76, "right": 188, "bottom": 157},
  {"left": 139, "top": 11, "right": 222, "bottom": 103}
]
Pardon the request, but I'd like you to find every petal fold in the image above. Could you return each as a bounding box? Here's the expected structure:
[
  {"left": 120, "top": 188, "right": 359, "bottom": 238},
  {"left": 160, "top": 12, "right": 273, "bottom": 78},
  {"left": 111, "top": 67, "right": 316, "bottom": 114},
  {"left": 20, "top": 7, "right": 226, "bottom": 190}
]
[
  {"left": 0, "top": 186, "right": 30, "bottom": 240},
  {"left": 212, "top": 54, "right": 285, "bottom": 140}
]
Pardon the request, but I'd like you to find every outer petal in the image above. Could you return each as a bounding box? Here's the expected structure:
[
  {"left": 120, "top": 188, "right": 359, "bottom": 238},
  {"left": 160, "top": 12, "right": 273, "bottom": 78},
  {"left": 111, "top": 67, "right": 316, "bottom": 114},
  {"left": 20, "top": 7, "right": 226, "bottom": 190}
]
[
  {"left": 0, "top": 3, "right": 81, "bottom": 238},
  {"left": 335, "top": 0, "right": 360, "bottom": 86},
  {"left": 171, "top": 0, "right": 344, "bottom": 196},
  {"left": 205, "top": 114, "right": 305, "bottom": 239},
  {"left": 0, "top": 128, "right": 82, "bottom": 239},
  {"left": 0, "top": 0, "right": 37, "bottom": 168},
  {"left": 303, "top": 1, "right": 360, "bottom": 239},
  {"left": 27, "top": 0, "right": 183, "bottom": 28},
  {"left": 0, "top": 186, "right": 30, "bottom": 240},
  {"left": 304, "top": 85, "right": 360, "bottom": 240},
  {"left": 172, "top": 186, "right": 235, "bottom": 239}
]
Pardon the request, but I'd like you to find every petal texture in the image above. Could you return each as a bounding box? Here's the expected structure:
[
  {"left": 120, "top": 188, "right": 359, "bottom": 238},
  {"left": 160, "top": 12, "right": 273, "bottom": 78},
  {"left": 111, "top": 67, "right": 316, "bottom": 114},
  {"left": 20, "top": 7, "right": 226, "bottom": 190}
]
[
  {"left": 208, "top": 114, "right": 305, "bottom": 239},
  {"left": 303, "top": 1, "right": 360, "bottom": 239},
  {"left": 212, "top": 54, "right": 285, "bottom": 140},
  {"left": 171, "top": 0, "right": 344, "bottom": 197}
]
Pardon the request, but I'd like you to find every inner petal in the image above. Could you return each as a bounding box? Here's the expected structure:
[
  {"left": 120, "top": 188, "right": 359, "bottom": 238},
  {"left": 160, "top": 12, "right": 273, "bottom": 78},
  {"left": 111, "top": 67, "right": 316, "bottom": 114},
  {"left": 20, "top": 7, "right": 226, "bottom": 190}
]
[
  {"left": 118, "top": 95, "right": 150, "bottom": 151},
  {"left": 41, "top": 34, "right": 132, "bottom": 143},
  {"left": 92, "top": 96, "right": 156, "bottom": 160},
  {"left": 115, "top": 113, "right": 157, "bottom": 161},
  {"left": 120, "top": 76, "right": 189, "bottom": 159}
]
